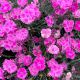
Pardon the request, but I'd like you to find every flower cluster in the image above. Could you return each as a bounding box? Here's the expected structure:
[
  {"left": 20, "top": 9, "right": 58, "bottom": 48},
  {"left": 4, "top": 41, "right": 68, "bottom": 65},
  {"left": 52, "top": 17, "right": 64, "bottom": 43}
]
[{"left": 0, "top": 0, "right": 79, "bottom": 80}]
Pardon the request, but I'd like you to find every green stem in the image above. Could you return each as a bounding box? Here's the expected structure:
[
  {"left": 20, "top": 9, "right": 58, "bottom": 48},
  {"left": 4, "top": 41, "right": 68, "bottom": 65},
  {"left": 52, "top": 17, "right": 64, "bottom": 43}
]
[{"left": 68, "top": 58, "right": 80, "bottom": 65}]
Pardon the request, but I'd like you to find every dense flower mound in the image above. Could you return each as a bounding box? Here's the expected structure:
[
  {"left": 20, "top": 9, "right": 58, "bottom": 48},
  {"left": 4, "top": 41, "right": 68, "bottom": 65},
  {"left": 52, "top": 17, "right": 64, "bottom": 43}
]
[
  {"left": 0, "top": 0, "right": 79, "bottom": 80},
  {"left": 20, "top": 2, "right": 41, "bottom": 24}
]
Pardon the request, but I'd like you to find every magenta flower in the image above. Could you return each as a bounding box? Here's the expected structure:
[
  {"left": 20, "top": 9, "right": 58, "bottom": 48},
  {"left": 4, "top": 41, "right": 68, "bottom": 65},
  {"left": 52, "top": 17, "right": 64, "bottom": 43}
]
[
  {"left": 65, "top": 47, "right": 75, "bottom": 59},
  {"left": 17, "top": 0, "right": 28, "bottom": 7},
  {"left": 45, "top": 15, "right": 54, "bottom": 27},
  {"left": 63, "top": 19, "right": 74, "bottom": 32},
  {"left": 33, "top": 46, "right": 42, "bottom": 56},
  {"left": 44, "top": 36, "right": 55, "bottom": 46},
  {"left": 17, "top": 68, "right": 27, "bottom": 79},
  {"left": 23, "top": 55, "right": 32, "bottom": 66},
  {"left": 47, "top": 58, "right": 64, "bottom": 78},
  {"left": 29, "top": 63, "right": 39, "bottom": 76},
  {"left": 14, "top": 28, "right": 29, "bottom": 41},
  {"left": 57, "top": 0, "right": 73, "bottom": 10},
  {"left": 10, "top": 7, "right": 22, "bottom": 20},
  {"left": 0, "top": 0, "right": 12, "bottom": 13},
  {"left": 75, "top": 21, "right": 80, "bottom": 31},
  {"left": 29, "top": 55, "right": 46, "bottom": 76},
  {"left": 20, "top": 2, "right": 41, "bottom": 24},
  {"left": 41, "top": 28, "right": 51, "bottom": 38},
  {"left": 34, "top": 55, "right": 46, "bottom": 71},
  {"left": 69, "top": 2, "right": 79, "bottom": 12},
  {"left": 3, "top": 59, "right": 17, "bottom": 74},
  {"left": 0, "top": 68, "right": 4, "bottom": 79},
  {"left": 73, "top": 9, "right": 80, "bottom": 18}
]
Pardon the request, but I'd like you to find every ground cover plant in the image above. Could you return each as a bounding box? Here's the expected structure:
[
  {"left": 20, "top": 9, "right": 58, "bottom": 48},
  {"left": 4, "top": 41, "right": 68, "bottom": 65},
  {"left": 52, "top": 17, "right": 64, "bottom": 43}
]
[{"left": 0, "top": 0, "right": 80, "bottom": 80}]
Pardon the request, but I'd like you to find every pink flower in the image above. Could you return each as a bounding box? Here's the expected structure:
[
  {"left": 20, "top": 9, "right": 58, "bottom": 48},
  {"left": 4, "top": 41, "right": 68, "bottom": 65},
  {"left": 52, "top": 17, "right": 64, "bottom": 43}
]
[
  {"left": 23, "top": 55, "right": 32, "bottom": 66},
  {"left": 55, "top": 8, "right": 67, "bottom": 16},
  {"left": 17, "top": 53, "right": 25, "bottom": 64},
  {"left": 17, "top": 68, "right": 27, "bottom": 79},
  {"left": 75, "top": 21, "right": 80, "bottom": 31},
  {"left": 54, "top": 30, "right": 60, "bottom": 38},
  {"left": 44, "top": 36, "right": 55, "bottom": 46},
  {"left": 0, "top": 68, "right": 4, "bottom": 79},
  {"left": 77, "top": 0, "right": 80, "bottom": 3},
  {"left": 47, "top": 59, "right": 64, "bottom": 78},
  {"left": 48, "top": 44, "right": 59, "bottom": 54},
  {"left": 34, "top": 56, "right": 46, "bottom": 71},
  {"left": 2, "top": 20, "right": 17, "bottom": 33},
  {"left": 17, "top": 0, "right": 28, "bottom": 7},
  {"left": 50, "top": 0, "right": 59, "bottom": 9},
  {"left": 47, "top": 58, "right": 58, "bottom": 68},
  {"left": 33, "top": 46, "right": 42, "bottom": 56},
  {"left": 41, "top": 28, "right": 51, "bottom": 38},
  {"left": 63, "top": 19, "right": 74, "bottom": 32},
  {"left": 75, "top": 40, "right": 80, "bottom": 52},
  {"left": 0, "top": 14, "right": 5, "bottom": 24},
  {"left": 66, "top": 72, "right": 72, "bottom": 80},
  {"left": 0, "top": 1, "right": 12, "bottom": 13},
  {"left": 14, "top": 28, "right": 28, "bottom": 41},
  {"left": 3, "top": 59, "right": 17, "bottom": 74},
  {"left": 20, "top": 2, "right": 41, "bottom": 24},
  {"left": 57, "top": 0, "right": 73, "bottom": 10},
  {"left": 29, "top": 55, "right": 45, "bottom": 76},
  {"left": 65, "top": 47, "right": 75, "bottom": 59},
  {"left": 73, "top": 9, "right": 80, "bottom": 18},
  {"left": 1, "top": 39, "right": 22, "bottom": 52},
  {"left": 33, "top": 0, "right": 39, "bottom": 4},
  {"left": 45, "top": 15, "right": 54, "bottom": 27},
  {"left": 69, "top": 2, "right": 79, "bottom": 12},
  {"left": 29, "top": 63, "right": 39, "bottom": 76},
  {"left": 10, "top": 7, "right": 22, "bottom": 20}
]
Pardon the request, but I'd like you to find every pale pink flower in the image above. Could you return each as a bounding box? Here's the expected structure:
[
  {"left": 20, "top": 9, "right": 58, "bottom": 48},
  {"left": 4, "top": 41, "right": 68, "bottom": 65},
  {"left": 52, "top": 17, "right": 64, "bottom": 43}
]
[
  {"left": 77, "top": 0, "right": 80, "bottom": 3},
  {"left": 73, "top": 9, "right": 80, "bottom": 18},
  {"left": 63, "top": 19, "right": 74, "bottom": 32},
  {"left": 17, "top": 0, "right": 28, "bottom": 7},
  {"left": 54, "top": 30, "right": 60, "bottom": 38},
  {"left": 3, "top": 59, "right": 17, "bottom": 74},
  {"left": 75, "top": 21, "right": 80, "bottom": 31},
  {"left": 41, "top": 28, "right": 51, "bottom": 38},
  {"left": 66, "top": 72, "right": 72, "bottom": 80},
  {"left": 48, "top": 44, "right": 59, "bottom": 54},
  {"left": 17, "top": 68, "right": 27, "bottom": 79}
]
